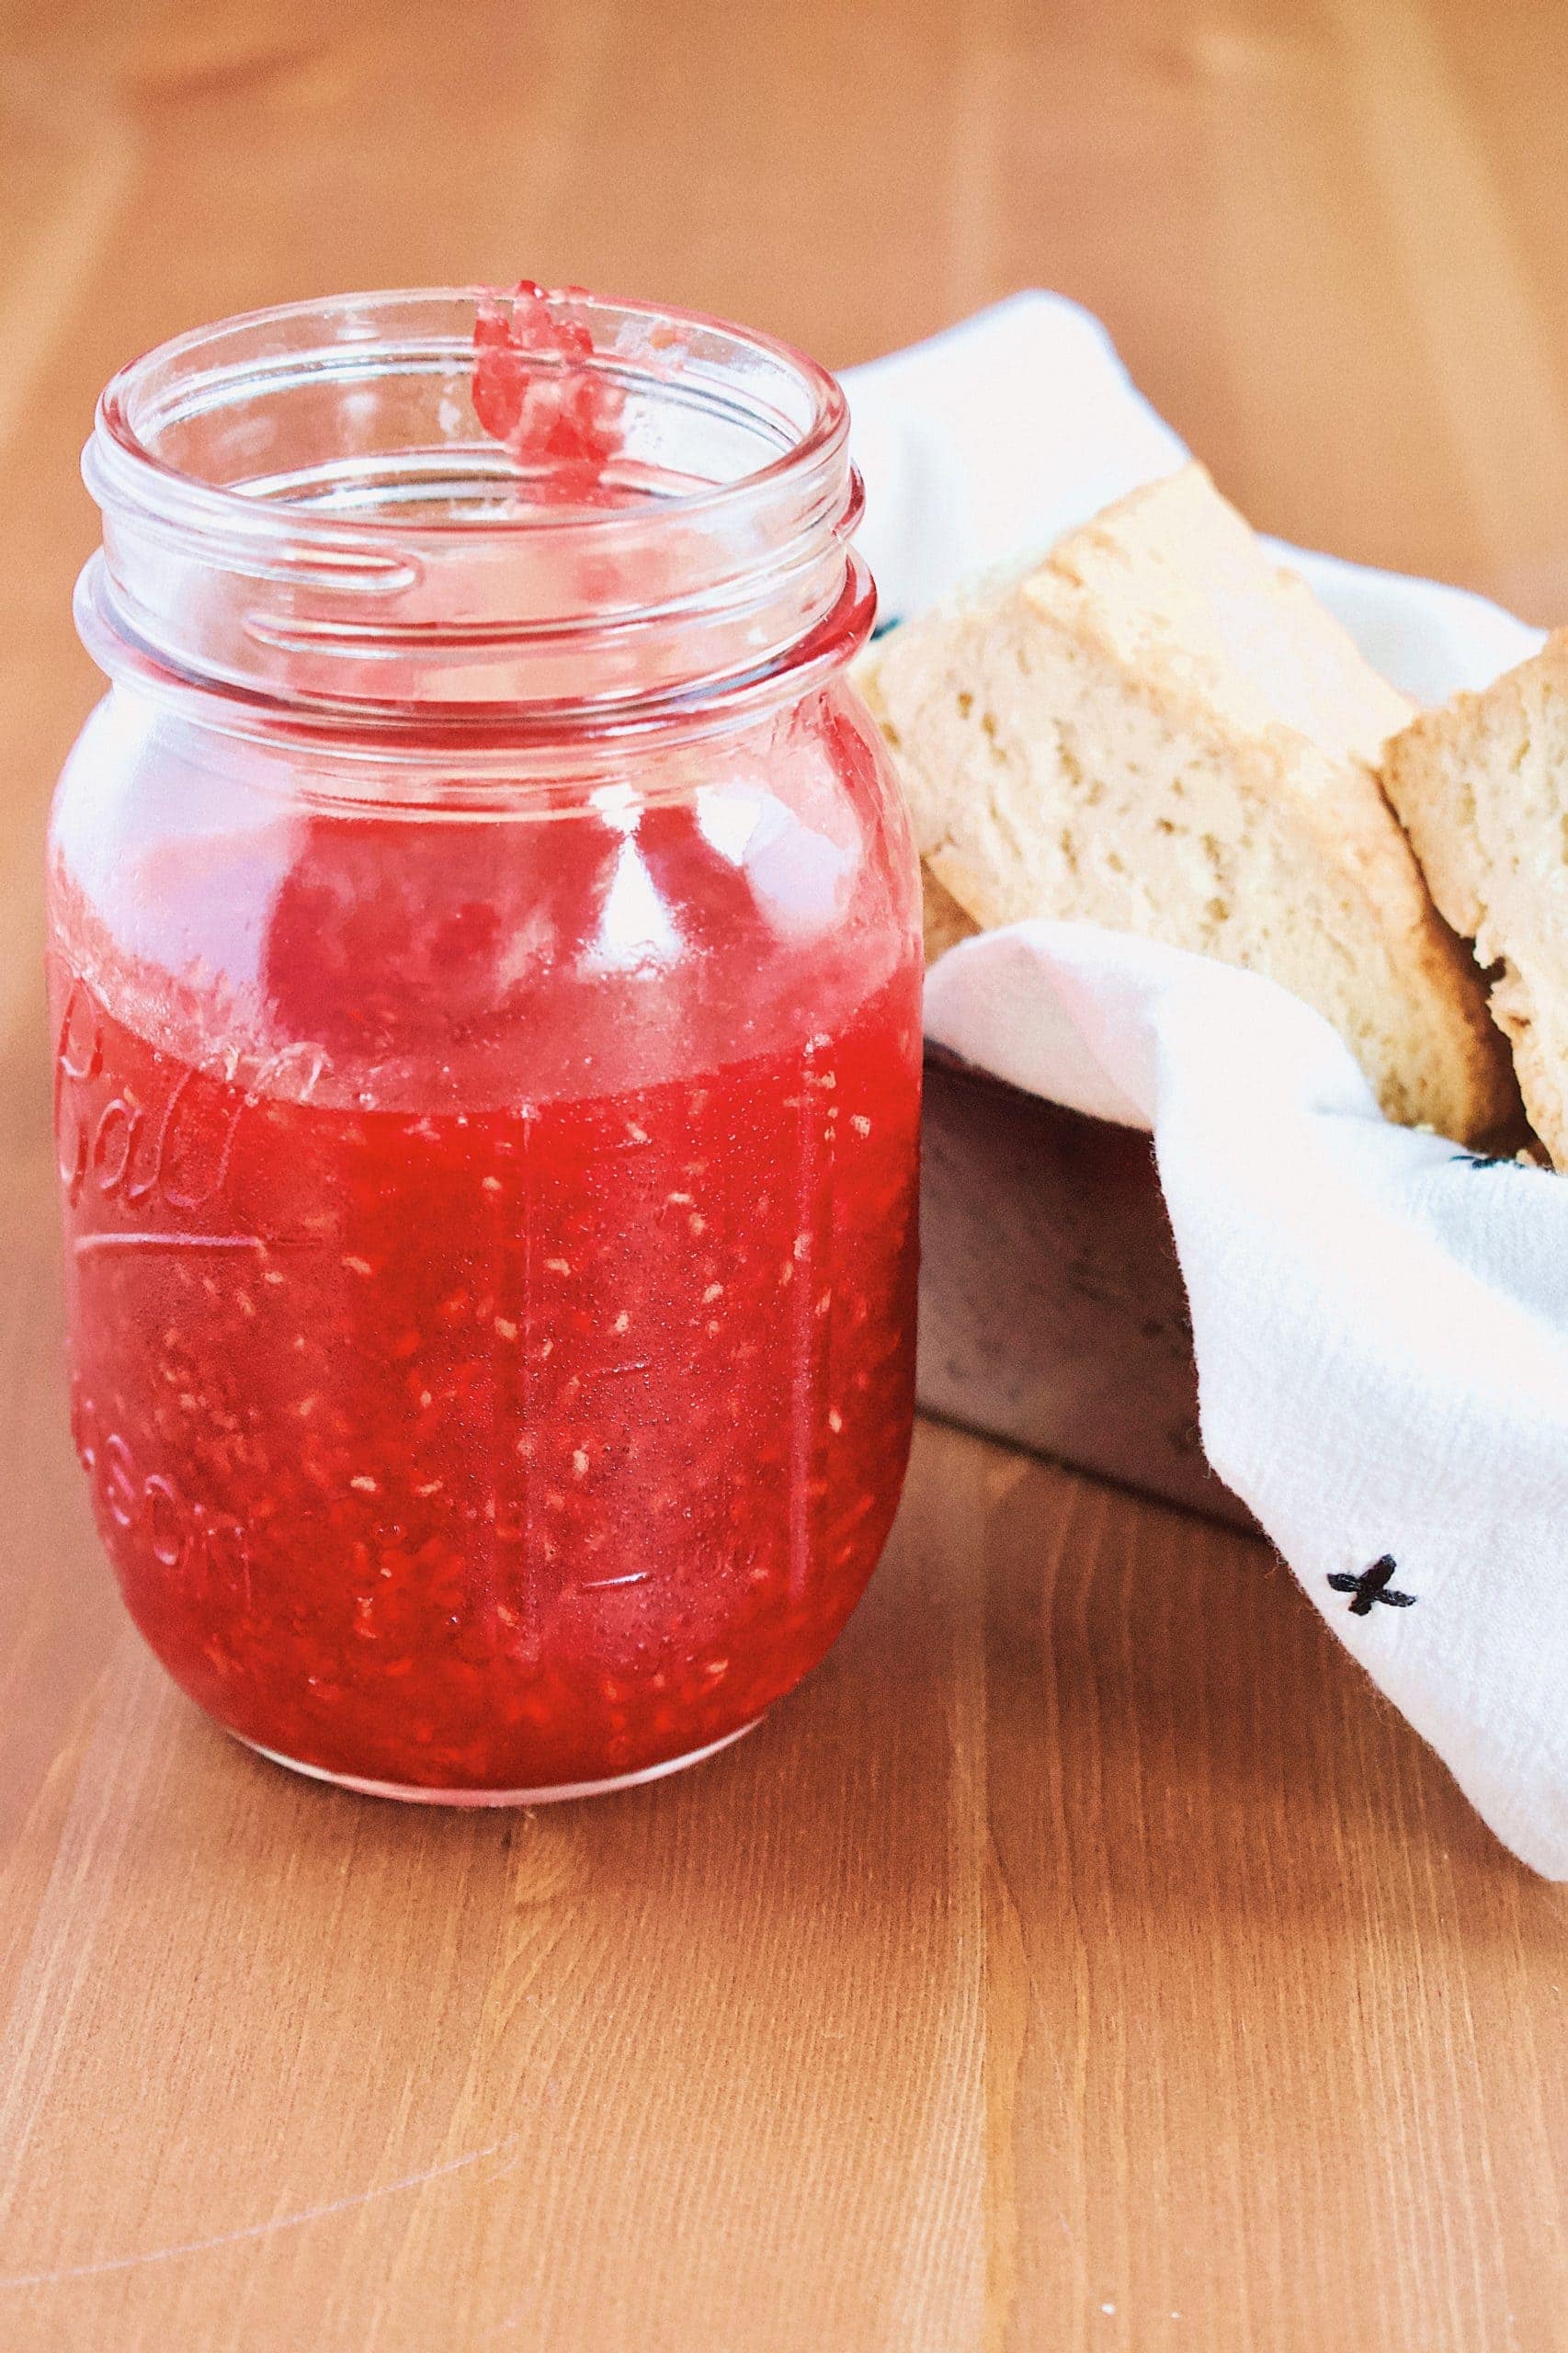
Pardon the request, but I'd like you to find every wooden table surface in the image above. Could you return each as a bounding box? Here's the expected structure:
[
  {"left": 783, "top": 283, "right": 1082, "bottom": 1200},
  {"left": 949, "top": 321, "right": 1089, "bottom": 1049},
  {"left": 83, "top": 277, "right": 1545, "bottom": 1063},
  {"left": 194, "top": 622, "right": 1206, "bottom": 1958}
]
[{"left": 2, "top": 1, "right": 1564, "bottom": 2346}]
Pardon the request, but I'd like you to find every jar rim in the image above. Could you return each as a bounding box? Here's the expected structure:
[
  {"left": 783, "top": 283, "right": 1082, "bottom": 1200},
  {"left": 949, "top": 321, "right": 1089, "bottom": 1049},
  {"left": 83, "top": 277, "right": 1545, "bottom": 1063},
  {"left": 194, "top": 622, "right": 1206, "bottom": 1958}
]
[{"left": 88, "top": 285, "right": 850, "bottom": 546}]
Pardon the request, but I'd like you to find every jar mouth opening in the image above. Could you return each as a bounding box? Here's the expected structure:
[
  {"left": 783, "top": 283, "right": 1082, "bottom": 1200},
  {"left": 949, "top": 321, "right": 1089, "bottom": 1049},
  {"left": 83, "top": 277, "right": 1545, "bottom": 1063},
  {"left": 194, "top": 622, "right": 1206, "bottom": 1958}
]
[{"left": 89, "top": 287, "right": 850, "bottom": 542}]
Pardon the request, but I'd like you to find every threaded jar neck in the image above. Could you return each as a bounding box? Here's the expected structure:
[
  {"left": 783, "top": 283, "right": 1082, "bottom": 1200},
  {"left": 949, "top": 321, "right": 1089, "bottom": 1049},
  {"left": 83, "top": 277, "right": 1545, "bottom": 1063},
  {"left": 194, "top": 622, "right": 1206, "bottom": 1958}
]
[{"left": 78, "top": 288, "right": 869, "bottom": 742}]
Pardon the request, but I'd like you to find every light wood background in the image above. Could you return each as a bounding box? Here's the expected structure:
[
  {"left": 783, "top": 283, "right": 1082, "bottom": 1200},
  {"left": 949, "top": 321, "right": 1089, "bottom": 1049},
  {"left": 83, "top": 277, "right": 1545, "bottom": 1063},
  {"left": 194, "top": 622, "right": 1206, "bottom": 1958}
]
[{"left": 2, "top": 1, "right": 1564, "bottom": 2347}]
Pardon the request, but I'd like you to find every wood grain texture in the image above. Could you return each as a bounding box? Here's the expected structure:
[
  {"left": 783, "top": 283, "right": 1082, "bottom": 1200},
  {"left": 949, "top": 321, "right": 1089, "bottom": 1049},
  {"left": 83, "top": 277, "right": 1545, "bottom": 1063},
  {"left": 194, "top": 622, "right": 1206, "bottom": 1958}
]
[{"left": 1, "top": 0, "right": 1564, "bottom": 2346}]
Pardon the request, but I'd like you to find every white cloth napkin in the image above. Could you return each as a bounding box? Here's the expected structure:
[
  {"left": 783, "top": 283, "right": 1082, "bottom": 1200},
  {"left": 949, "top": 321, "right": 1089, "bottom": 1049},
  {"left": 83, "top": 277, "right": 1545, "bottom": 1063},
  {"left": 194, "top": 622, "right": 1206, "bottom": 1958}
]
[{"left": 842, "top": 296, "right": 1568, "bottom": 1878}]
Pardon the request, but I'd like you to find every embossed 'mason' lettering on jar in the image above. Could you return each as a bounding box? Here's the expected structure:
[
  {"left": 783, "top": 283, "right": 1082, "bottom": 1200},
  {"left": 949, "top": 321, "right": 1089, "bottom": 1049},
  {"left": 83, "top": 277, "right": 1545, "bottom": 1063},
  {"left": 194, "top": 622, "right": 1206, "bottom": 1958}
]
[
  {"left": 69, "top": 1384, "right": 253, "bottom": 1618},
  {"left": 48, "top": 288, "right": 923, "bottom": 1803}
]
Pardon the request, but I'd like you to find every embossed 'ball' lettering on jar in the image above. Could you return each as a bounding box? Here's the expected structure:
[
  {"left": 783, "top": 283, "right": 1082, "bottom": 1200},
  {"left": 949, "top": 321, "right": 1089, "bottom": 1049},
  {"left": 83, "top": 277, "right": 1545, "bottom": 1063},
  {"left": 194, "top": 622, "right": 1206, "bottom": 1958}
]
[{"left": 49, "top": 289, "right": 922, "bottom": 1802}]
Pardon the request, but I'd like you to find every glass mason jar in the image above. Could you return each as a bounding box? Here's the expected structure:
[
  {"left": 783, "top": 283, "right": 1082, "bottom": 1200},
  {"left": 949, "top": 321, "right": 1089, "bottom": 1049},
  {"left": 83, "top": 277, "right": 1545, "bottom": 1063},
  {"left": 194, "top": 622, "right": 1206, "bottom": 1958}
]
[{"left": 49, "top": 289, "right": 922, "bottom": 1802}]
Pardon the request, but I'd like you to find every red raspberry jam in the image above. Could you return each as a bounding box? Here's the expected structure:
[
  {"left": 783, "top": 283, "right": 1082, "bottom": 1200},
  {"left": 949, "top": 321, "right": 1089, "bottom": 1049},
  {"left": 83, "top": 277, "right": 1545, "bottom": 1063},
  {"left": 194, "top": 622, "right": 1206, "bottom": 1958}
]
[
  {"left": 54, "top": 860, "right": 917, "bottom": 1790},
  {"left": 471, "top": 279, "right": 628, "bottom": 491},
  {"left": 54, "top": 290, "right": 919, "bottom": 1798}
]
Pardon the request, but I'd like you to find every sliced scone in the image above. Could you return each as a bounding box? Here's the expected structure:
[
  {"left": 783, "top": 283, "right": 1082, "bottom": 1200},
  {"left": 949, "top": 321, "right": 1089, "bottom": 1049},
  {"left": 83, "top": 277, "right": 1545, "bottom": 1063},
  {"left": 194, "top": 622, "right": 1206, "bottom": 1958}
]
[
  {"left": 1382, "top": 631, "right": 1568, "bottom": 1165},
  {"left": 856, "top": 461, "right": 1517, "bottom": 1144}
]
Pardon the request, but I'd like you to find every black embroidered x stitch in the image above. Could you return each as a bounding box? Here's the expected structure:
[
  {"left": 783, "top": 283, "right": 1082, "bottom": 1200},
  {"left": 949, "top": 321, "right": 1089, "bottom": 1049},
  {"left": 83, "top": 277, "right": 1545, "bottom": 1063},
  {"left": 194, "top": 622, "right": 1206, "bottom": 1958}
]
[{"left": 1327, "top": 1554, "right": 1415, "bottom": 1616}]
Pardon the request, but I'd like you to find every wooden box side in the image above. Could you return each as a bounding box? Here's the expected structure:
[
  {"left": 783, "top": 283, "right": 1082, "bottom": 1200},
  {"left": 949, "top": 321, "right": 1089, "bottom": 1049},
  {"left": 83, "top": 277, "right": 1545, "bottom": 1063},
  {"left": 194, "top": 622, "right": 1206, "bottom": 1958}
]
[{"left": 916, "top": 1048, "right": 1256, "bottom": 1531}]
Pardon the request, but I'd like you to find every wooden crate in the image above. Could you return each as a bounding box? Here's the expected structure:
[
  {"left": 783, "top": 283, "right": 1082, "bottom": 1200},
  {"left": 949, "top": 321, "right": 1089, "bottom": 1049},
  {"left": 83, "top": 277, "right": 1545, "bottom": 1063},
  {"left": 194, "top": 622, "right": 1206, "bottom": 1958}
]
[{"left": 916, "top": 1047, "right": 1255, "bottom": 1530}]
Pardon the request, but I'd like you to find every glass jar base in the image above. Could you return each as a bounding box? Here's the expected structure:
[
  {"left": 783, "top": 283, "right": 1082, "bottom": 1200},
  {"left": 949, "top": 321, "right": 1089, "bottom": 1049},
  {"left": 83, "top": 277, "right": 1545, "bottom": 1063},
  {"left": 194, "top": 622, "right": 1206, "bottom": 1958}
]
[{"left": 233, "top": 1717, "right": 762, "bottom": 1807}]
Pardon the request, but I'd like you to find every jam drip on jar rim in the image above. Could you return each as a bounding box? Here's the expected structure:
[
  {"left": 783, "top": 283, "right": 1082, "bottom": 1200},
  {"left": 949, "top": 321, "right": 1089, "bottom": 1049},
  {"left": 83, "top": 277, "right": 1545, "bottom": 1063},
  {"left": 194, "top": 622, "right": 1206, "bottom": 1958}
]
[{"left": 472, "top": 280, "right": 630, "bottom": 496}]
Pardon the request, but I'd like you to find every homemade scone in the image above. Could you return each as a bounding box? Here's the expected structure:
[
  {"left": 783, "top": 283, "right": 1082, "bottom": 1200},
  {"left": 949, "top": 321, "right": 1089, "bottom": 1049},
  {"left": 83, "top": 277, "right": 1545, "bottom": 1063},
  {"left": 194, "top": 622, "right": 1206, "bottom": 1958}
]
[
  {"left": 857, "top": 461, "right": 1517, "bottom": 1144},
  {"left": 1382, "top": 631, "right": 1568, "bottom": 1166}
]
